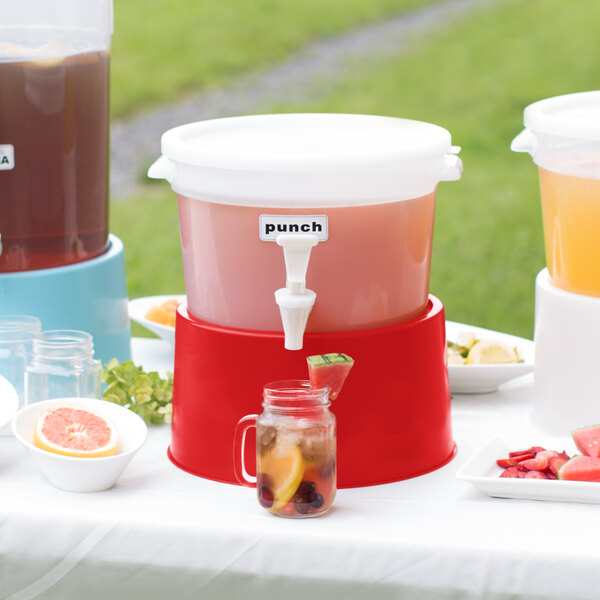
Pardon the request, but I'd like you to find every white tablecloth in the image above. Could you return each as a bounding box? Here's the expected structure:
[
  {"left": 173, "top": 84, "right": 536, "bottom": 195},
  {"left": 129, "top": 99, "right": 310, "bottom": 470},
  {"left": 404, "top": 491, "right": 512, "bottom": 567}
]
[{"left": 1, "top": 338, "right": 599, "bottom": 600}]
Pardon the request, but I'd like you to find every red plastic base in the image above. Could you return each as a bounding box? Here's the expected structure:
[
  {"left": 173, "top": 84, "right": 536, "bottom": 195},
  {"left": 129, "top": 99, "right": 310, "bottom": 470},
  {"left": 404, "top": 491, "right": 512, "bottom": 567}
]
[{"left": 170, "top": 296, "right": 455, "bottom": 488}]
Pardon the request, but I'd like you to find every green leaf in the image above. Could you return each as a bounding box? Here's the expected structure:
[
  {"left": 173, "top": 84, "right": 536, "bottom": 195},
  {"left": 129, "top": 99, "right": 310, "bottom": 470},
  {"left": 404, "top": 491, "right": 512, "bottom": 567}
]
[{"left": 102, "top": 359, "right": 173, "bottom": 425}]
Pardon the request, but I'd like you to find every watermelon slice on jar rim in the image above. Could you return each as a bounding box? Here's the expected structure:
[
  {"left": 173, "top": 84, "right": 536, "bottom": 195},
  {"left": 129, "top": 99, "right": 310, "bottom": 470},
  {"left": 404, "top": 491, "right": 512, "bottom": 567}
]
[{"left": 307, "top": 353, "right": 354, "bottom": 401}]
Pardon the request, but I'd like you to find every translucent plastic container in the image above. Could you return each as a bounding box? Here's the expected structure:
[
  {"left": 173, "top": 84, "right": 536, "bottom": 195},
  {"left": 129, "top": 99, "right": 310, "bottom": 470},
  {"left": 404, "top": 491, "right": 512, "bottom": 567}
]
[
  {"left": 512, "top": 91, "right": 600, "bottom": 297},
  {"left": 150, "top": 114, "right": 462, "bottom": 332},
  {"left": 0, "top": 0, "right": 113, "bottom": 272}
]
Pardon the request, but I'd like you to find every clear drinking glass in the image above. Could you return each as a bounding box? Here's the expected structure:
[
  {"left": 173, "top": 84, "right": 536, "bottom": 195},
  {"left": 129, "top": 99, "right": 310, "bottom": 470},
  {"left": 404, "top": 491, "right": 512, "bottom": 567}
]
[
  {"left": 24, "top": 330, "right": 101, "bottom": 404},
  {"left": 234, "top": 380, "right": 336, "bottom": 518},
  {"left": 0, "top": 315, "right": 42, "bottom": 408}
]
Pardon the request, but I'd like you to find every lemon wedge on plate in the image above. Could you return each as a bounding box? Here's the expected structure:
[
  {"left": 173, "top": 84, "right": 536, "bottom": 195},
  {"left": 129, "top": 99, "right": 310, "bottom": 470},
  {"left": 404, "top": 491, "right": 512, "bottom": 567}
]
[
  {"left": 466, "top": 339, "right": 519, "bottom": 365},
  {"left": 260, "top": 445, "right": 304, "bottom": 511},
  {"left": 447, "top": 348, "right": 466, "bottom": 365}
]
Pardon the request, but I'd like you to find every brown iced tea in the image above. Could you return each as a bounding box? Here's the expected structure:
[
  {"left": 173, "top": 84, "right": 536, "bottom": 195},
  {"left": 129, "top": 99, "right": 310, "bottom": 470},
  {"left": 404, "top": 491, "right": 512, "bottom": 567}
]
[{"left": 0, "top": 50, "right": 109, "bottom": 272}]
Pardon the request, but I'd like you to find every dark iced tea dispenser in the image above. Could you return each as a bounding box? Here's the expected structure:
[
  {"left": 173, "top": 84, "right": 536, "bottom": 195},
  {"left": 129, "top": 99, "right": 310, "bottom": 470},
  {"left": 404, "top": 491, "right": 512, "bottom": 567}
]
[{"left": 0, "top": 0, "right": 113, "bottom": 272}]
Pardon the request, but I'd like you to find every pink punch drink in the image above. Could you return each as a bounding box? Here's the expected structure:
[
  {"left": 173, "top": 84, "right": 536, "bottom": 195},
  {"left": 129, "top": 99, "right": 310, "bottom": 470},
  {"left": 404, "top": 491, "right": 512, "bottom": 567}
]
[{"left": 150, "top": 113, "right": 462, "bottom": 333}]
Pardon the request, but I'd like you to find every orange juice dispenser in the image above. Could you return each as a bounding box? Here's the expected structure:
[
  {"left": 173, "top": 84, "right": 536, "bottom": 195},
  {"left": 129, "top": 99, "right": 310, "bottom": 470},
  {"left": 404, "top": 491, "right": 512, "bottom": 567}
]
[
  {"left": 149, "top": 113, "right": 462, "bottom": 486},
  {"left": 0, "top": 0, "right": 130, "bottom": 364},
  {"left": 512, "top": 91, "right": 600, "bottom": 434}
]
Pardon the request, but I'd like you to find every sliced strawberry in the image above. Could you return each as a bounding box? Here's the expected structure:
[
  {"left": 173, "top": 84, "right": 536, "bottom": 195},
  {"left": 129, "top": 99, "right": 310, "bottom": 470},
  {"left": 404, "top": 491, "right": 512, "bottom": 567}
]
[
  {"left": 518, "top": 450, "right": 558, "bottom": 472},
  {"left": 497, "top": 452, "right": 538, "bottom": 468},
  {"left": 547, "top": 453, "right": 570, "bottom": 477},
  {"left": 524, "top": 470, "right": 550, "bottom": 479},
  {"left": 508, "top": 446, "right": 546, "bottom": 458},
  {"left": 499, "top": 466, "right": 521, "bottom": 478},
  {"left": 513, "top": 453, "right": 537, "bottom": 463}
]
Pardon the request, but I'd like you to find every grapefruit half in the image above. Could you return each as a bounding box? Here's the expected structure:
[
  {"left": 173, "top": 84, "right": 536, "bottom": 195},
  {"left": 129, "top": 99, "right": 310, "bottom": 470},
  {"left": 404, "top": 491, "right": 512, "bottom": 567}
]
[{"left": 34, "top": 404, "right": 119, "bottom": 458}]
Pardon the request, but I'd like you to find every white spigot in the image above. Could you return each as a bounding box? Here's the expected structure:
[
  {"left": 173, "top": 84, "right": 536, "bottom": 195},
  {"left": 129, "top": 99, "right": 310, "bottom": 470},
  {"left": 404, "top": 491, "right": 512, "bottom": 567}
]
[{"left": 274, "top": 233, "right": 319, "bottom": 351}]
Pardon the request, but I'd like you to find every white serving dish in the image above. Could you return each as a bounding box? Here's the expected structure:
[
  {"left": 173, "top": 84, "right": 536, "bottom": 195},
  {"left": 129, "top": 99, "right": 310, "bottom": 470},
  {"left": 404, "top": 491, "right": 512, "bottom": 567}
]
[
  {"left": 0, "top": 375, "right": 19, "bottom": 431},
  {"left": 446, "top": 321, "right": 534, "bottom": 394},
  {"left": 457, "top": 437, "right": 600, "bottom": 504},
  {"left": 128, "top": 295, "right": 185, "bottom": 346},
  {"left": 12, "top": 397, "right": 148, "bottom": 492}
]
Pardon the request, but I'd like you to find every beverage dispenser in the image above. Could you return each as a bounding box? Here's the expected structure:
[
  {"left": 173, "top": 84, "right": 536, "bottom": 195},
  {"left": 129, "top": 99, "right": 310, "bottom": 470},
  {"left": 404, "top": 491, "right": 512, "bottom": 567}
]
[
  {"left": 0, "top": 0, "right": 130, "bottom": 363},
  {"left": 512, "top": 91, "right": 600, "bottom": 434},
  {"left": 149, "top": 113, "right": 462, "bottom": 487}
]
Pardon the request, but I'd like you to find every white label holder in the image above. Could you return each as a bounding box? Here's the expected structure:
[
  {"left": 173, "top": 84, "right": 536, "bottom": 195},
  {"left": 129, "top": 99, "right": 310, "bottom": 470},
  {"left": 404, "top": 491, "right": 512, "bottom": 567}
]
[{"left": 259, "top": 215, "right": 328, "bottom": 242}]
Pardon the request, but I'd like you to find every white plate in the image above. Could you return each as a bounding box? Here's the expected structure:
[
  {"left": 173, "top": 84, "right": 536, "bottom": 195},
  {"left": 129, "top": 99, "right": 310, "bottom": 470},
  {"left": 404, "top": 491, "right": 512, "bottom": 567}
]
[
  {"left": 457, "top": 437, "right": 600, "bottom": 504},
  {"left": 128, "top": 295, "right": 185, "bottom": 346},
  {"left": 446, "top": 321, "right": 534, "bottom": 394},
  {"left": 0, "top": 375, "right": 19, "bottom": 430}
]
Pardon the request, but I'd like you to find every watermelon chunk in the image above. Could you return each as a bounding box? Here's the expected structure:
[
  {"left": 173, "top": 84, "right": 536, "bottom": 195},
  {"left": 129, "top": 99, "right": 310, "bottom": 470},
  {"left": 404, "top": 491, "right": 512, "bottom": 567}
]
[
  {"left": 558, "top": 455, "right": 600, "bottom": 482},
  {"left": 307, "top": 353, "right": 354, "bottom": 400},
  {"left": 572, "top": 424, "right": 600, "bottom": 458}
]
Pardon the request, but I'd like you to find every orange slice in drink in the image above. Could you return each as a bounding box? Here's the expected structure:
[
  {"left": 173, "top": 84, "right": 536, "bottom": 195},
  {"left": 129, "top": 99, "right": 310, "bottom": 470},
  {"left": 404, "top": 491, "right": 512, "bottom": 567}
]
[
  {"left": 34, "top": 405, "right": 119, "bottom": 458},
  {"left": 260, "top": 445, "right": 304, "bottom": 511}
]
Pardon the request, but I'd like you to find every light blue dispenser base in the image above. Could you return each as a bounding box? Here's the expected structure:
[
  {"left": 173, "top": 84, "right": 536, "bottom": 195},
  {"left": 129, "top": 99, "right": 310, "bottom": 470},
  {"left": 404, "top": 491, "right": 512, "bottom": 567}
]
[{"left": 0, "top": 234, "right": 131, "bottom": 365}]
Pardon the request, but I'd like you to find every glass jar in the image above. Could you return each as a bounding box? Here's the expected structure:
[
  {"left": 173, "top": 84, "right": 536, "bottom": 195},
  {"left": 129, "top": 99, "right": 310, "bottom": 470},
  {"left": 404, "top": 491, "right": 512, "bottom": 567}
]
[
  {"left": 0, "top": 315, "right": 41, "bottom": 408},
  {"left": 234, "top": 380, "right": 336, "bottom": 518},
  {"left": 25, "top": 330, "right": 101, "bottom": 404}
]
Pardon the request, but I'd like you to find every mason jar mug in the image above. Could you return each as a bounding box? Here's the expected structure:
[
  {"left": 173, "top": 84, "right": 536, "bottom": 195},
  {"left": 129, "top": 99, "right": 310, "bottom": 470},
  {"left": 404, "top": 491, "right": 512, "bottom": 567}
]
[{"left": 234, "top": 380, "right": 336, "bottom": 518}]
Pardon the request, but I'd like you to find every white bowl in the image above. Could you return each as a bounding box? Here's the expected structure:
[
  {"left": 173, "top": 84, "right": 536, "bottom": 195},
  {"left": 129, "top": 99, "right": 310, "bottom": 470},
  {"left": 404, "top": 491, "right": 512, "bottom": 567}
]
[
  {"left": 12, "top": 398, "right": 148, "bottom": 492},
  {"left": 446, "top": 321, "right": 534, "bottom": 394},
  {"left": 0, "top": 375, "right": 19, "bottom": 431},
  {"left": 128, "top": 295, "right": 185, "bottom": 346}
]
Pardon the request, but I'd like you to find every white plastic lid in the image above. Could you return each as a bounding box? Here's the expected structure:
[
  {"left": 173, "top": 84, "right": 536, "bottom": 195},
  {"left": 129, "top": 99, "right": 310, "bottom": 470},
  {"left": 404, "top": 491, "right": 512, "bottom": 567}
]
[
  {"left": 149, "top": 113, "right": 462, "bottom": 207},
  {"left": 523, "top": 91, "right": 600, "bottom": 141}
]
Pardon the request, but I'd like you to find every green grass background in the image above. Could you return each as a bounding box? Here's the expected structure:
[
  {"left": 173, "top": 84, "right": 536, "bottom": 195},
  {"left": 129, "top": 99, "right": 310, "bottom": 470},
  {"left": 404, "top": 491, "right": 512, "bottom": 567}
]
[
  {"left": 111, "top": 0, "right": 600, "bottom": 339},
  {"left": 110, "top": 0, "right": 435, "bottom": 118}
]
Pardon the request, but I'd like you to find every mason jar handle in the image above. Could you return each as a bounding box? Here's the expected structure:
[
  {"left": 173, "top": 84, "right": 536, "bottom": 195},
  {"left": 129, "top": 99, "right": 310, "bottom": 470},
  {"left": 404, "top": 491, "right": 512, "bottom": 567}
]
[{"left": 233, "top": 414, "right": 258, "bottom": 487}]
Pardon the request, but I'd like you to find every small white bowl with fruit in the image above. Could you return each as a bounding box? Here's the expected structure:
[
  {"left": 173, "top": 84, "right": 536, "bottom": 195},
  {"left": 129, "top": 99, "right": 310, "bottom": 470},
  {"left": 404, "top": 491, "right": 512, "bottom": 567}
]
[
  {"left": 128, "top": 295, "right": 185, "bottom": 346},
  {"left": 12, "top": 397, "right": 148, "bottom": 492},
  {"left": 446, "top": 321, "right": 534, "bottom": 394},
  {"left": 0, "top": 375, "right": 19, "bottom": 432}
]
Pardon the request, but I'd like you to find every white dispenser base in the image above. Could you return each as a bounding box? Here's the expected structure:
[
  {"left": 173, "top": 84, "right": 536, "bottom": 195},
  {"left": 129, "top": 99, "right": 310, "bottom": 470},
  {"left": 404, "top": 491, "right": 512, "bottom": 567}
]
[{"left": 534, "top": 268, "right": 600, "bottom": 434}]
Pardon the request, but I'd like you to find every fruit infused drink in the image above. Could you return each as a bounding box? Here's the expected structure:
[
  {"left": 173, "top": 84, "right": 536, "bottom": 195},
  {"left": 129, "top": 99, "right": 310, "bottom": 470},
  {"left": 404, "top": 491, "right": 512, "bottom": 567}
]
[
  {"left": 150, "top": 113, "right": 462, "bottom": 334},
  {"left": 177, "top": 193, "right": 435, "bottom": 332},
  {"left": 538, "top": 167, "right": 600, "bottom": 296},
  {"left": 235, "top": 380, "right": 336, "bottom": 518}
]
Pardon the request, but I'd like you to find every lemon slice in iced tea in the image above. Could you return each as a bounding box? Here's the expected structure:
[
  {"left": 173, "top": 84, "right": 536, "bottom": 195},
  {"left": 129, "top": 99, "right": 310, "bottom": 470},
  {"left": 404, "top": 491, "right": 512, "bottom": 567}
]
[
  {"left": 34, "top": 404, "right": 119, "bottom": 458},
  {"left": 260, "top": 445, "right": 304, "bottom": 510}
]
